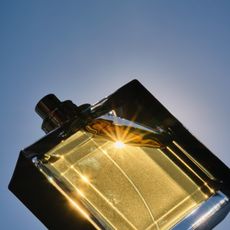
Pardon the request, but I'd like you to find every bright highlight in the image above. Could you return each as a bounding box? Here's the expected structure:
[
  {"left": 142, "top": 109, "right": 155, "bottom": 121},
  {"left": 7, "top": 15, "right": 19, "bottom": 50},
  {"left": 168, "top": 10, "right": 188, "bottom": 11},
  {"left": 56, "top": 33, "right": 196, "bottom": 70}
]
[
  {"left": 114, "top": 141, "right": 125, "bottom": 149},
  {"left": 81, "top": 175, "right": 90, "bottom": 183}
]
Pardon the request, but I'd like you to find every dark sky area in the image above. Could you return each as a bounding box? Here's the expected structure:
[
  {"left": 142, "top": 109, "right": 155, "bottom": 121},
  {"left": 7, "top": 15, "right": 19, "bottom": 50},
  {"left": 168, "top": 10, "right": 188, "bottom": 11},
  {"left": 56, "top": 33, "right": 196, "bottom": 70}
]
[{"left": 1, "top": 1, "right": 230, "bottom": 229}]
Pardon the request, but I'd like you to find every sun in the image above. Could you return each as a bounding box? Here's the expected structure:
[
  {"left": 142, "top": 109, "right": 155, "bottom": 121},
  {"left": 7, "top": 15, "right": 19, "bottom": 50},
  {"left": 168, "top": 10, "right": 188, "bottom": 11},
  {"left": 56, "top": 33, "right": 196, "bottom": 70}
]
[{"left": 114, "top": 141, "right": 125, "bottom": 149}]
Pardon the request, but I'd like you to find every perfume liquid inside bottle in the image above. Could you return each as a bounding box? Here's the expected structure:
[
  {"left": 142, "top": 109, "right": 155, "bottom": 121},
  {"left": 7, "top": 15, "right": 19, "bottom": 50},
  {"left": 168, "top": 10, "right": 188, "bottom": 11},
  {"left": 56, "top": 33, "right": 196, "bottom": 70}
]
[{"left": 35, "top": 115, "right": 213, "bottom": 230}]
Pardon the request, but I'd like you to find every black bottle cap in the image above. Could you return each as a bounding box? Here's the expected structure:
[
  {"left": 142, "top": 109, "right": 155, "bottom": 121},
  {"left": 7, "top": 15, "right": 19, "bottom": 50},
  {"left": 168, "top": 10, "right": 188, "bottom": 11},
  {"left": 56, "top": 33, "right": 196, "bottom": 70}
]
[{"left": 35, "top": 94, "right": 61, "bottom": 120}]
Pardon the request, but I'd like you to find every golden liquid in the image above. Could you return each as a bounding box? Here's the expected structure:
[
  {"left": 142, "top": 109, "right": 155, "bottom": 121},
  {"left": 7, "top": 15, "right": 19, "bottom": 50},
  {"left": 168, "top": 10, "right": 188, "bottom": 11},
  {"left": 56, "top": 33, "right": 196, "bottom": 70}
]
[{"left": 43, "top": 130, "right": 210, "bottom": 230}]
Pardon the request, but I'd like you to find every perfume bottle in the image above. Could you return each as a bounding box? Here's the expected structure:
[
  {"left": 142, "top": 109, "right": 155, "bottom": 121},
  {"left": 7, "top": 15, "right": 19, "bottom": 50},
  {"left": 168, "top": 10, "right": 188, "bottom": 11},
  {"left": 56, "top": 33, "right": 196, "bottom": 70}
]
[{"left": 9, "top": 80, "right": 230, "bottom": 229}]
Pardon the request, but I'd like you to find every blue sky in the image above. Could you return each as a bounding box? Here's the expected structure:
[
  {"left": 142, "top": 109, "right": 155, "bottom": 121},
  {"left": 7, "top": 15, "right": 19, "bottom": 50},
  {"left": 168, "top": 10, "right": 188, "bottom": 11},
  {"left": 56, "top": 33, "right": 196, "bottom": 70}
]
[{"left": 1, "top": 1, "right": 230, "bottom": 229}]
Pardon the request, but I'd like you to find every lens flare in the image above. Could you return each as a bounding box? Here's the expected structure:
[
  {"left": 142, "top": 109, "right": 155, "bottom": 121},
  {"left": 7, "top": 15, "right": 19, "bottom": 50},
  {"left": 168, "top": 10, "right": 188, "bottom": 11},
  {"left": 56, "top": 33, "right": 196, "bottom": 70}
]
[{"left": 114, "top": 141, "right": 125, "bottom": 149}]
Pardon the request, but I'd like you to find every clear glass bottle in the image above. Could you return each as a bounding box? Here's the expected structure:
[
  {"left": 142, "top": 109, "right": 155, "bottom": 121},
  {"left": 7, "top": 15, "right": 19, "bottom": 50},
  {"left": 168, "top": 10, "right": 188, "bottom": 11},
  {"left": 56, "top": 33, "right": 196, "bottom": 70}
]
[{"left": 9, "top": 80, "right": 230, "bottom": 230}]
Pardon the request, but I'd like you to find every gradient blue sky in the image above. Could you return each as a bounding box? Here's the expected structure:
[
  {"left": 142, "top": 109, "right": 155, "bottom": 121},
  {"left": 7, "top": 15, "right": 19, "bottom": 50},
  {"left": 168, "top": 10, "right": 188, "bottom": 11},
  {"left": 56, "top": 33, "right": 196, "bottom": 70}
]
[{"left": 1, "top": 1, "right": 230, "bottom": 229}]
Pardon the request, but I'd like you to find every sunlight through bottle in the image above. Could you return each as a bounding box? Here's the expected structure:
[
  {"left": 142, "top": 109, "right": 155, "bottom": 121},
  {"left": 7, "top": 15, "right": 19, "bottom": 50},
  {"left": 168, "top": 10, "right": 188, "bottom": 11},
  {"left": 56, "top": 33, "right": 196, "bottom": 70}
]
[{"left": 9, "top": 80, "right": 230, "bottom": 230}]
